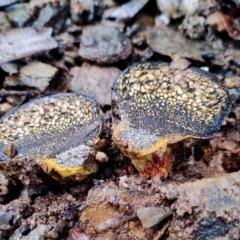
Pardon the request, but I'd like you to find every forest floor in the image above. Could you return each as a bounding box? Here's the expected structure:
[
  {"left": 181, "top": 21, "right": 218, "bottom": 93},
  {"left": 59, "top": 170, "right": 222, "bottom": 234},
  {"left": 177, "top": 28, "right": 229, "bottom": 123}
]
[{"left": 0, "top": 0, "right": 240, "bottom": 239}]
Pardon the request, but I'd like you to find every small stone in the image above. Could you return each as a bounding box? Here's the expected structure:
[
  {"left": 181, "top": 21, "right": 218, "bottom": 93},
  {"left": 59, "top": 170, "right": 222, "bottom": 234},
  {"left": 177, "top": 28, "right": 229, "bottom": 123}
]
[
  {"left": 0, "top": 211, "right": 13, "bottom": 228},
  {"left": 66, "top": 194, "right": 74, "bottom": 201},
  {"left": 4, "top": 74, "right": 19, "bottom": 87},
  {"left": 137, "top": 207, "right": 172, "bottom": 228},
  {"left": 0, "top": 172, "right": 9, "bottom": 199},
  {"left": 44, "top": 221, "right": 66, "bottom": 239},
  {"left": 224, "top": 76, "right": 240, "bottom": 89},
  {"left": 28, "top": 185, "right": 49, "bottom": 200},
  {"left": 0, "top": 103, "right": 12, "bottom": 113},
  {"left": 6, "top": 3, "right": 31, "bottom": 28},
  {"left": 1, "top": 62, "right": 18, "bottom": 74},
  {"left": 79, "top": 24, "right": 132, "bottom": 63},
  {"left": 3, "top": 143, "right": 16, "bottom": 157},
  {"left": 129, "top": 221, "right": 136, "bottom": 230},
  {"left": 95, "top": 151, "right": 109, "bottom": 163},
  {"left": 20, "top": 61, "right": 58, "bottom": 91},
  {"left": 6, "top": 96, "right": 21, "bottom": 106},
  {"left": 67, "top": 227, "right": 94, "bottom": 240},
  {"left": 170, "top": 54, "right": 191, "bottom": 70}
]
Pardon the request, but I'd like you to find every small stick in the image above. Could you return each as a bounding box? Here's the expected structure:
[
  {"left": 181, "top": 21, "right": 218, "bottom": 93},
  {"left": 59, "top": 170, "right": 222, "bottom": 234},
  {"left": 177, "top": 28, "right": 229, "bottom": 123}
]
[{"left": 0, "top": 89, "right": 52, "bottom": 96}]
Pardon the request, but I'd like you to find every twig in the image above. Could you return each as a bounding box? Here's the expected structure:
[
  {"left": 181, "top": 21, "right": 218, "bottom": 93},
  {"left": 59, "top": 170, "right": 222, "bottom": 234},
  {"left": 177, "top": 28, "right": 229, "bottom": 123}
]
[{"left": 0, "top": 89, "right": 52, "bottom": 96}]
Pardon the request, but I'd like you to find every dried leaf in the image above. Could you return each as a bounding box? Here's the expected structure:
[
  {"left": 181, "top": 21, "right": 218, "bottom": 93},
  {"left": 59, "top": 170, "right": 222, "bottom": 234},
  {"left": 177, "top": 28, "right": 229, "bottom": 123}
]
[
  {"left": 147, "top": 23, "right": 240, "bottom": 66},
  {"left": 207, "top": 10, "right": 240, "bottom": 40}
]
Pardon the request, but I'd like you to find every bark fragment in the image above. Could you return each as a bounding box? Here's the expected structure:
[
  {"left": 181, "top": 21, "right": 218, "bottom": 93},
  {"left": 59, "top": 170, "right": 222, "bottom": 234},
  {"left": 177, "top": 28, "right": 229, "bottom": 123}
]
[{"left": 0, "top": 27, "right": 58, "bottom": 65}]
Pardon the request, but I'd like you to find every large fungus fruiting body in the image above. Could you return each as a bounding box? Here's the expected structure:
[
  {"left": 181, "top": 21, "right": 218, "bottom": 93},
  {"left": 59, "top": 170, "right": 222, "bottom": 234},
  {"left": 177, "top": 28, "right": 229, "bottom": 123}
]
[
  {"left": 0, "top": 93, "right": 102, "bottom": 181},
  {"left": 111, "top": 61, "right": 230, "bottom": 178}
]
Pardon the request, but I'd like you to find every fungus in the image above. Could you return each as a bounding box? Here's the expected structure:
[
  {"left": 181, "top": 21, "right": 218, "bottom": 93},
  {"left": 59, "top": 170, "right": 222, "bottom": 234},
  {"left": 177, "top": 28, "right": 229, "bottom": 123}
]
[
  {"left": 111, "top": 58, "right": 230, "bottom": 178},
  {"left": 0, "top": 93, "right": 102, "bottom": 180}
]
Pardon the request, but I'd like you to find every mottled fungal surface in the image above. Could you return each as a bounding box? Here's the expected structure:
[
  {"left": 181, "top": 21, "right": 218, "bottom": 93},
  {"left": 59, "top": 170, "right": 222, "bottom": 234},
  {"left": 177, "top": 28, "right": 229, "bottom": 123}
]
[
  {"left": 0, "top": 93, "right": 101, "bottom": 179},
  {"left": 112, "top": 61, "right": 230, "bottom": 177}
]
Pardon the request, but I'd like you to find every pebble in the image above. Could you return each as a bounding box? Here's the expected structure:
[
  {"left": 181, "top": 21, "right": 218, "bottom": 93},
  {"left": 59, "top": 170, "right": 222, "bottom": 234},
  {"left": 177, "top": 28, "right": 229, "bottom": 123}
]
[{"left": 137, "top": 207, "right": 172, "bottom": 228}]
